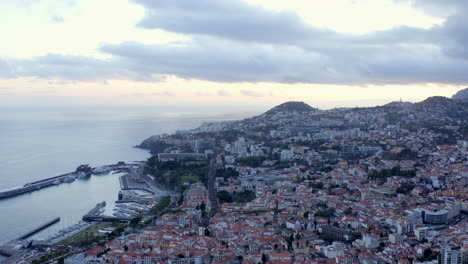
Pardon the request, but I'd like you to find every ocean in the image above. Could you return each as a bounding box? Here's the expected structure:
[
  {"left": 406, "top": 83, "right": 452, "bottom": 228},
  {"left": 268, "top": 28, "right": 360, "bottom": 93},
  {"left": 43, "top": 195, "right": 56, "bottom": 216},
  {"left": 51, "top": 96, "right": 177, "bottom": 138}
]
[{"left": 0, "top": 106, "right": 252, "bottom": 245}]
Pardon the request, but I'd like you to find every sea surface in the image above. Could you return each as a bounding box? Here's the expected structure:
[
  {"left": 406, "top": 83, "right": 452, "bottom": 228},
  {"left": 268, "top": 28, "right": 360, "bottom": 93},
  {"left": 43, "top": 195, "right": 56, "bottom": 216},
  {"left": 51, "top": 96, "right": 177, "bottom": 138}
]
[{"left": 0, "top": 106, "right": 252, "bottom": 246}]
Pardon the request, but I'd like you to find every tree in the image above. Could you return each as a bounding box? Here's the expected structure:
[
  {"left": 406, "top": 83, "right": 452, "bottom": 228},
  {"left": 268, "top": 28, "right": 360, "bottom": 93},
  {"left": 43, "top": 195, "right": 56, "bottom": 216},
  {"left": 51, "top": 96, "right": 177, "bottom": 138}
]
[
  {"left": 150, "top": 196, "right": 171, "bottom": 215},
  {"left": 234, "top": 190, "right": 256, "bottom": 203},
  {"left": 377, "top": 242, "right": 385, "bottom": 252},
  {"left": 351, "top": 232, "right": 362, "bottom": 240},
  {"left": 130, "top": 216, "right": 142, "bottom": 227},
  {"left": 344, "top": 207, "right": 353, "bottom": 215},
  {"left": 217, "top": 191, "right": 233, "bottom": 203}
]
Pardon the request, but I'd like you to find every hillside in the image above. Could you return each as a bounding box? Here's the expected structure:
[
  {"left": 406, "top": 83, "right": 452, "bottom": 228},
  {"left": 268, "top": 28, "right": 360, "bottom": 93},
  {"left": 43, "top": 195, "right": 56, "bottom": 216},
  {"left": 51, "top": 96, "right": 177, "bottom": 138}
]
[
  {"left": 262, "top": 101, "right": 316, "bottom": 116},
  {"left": 452, "top": 88, "right": 468, "bottom": 101}
]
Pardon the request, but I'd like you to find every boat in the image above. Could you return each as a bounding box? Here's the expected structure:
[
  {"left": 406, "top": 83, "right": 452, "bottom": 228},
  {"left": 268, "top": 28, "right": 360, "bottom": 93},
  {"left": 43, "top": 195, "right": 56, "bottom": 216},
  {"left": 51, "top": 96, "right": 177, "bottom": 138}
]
[{"left": 52, "top": 180, "right": 61, "bottom": 185}]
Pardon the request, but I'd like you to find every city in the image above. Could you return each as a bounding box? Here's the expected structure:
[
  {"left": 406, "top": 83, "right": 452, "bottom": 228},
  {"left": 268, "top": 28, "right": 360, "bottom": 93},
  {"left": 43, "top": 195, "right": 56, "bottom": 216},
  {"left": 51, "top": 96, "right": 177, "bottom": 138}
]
[{"left": 3, "top": 95, "right": 465, "bottom": 264}]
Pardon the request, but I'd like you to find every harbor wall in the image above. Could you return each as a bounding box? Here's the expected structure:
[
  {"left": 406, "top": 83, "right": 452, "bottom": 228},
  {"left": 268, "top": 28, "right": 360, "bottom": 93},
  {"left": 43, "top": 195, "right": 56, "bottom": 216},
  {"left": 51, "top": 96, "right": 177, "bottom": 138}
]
[
  {"left": 0, "top": 163, "right": 135, "bottom": 200},
  {"left": 17, "top": 217, "right": 61, "bottom": 240}
]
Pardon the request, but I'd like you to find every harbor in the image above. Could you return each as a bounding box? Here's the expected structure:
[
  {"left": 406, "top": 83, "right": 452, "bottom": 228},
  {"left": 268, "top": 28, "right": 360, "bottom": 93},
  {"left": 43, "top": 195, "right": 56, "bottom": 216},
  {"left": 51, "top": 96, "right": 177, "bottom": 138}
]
[
  {"left": 0, "top": 168, "right": 127, "bottom": 246},
  {"left": 0, "top": 161, "right": 169, "bottom": 263}
]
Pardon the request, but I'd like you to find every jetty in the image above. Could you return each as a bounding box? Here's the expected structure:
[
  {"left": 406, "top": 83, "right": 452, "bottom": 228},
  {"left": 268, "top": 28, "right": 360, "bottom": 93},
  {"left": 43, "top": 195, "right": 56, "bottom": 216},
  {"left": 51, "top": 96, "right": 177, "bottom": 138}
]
[
  {"left": 17, "top": 217, "right": 61, "bottom": 240},
  {"left": 0, "top": 163, "right": 137, "bottom": 200},
  {"left": 82, "top": 201, "right": 130, "bottom": 222}
]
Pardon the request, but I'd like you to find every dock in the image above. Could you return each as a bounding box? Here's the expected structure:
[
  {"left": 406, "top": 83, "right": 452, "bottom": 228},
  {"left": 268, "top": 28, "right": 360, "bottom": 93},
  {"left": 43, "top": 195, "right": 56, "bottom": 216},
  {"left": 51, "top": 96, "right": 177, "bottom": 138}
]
[{"left": 82, "top": 201, "right": 131, "bottom": 222}]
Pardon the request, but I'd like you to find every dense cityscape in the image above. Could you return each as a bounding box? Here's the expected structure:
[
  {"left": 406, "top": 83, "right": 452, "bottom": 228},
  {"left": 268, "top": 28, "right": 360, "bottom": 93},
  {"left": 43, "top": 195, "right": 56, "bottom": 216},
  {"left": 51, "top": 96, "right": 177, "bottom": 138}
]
[
  {"left": 2, "top": 92, "right": 466, "bottom": 264},
  {"left": 3, "top": 0, "right": 468, "bottom": 263}
]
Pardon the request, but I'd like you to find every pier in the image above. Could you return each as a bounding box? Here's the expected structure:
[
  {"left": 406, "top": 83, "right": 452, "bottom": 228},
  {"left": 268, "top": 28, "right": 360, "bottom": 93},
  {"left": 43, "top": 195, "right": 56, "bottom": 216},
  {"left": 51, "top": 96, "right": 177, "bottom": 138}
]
[
  {"left": 0, "top": 163, "right": 136, "bottom": 200},
  {"left": 82, "top": 201, "right": 132, "bottom": 222},
  {"left": 82, "top": 215, "right": 131, "bottom": 222},
  {"left": 17, "top": 217, "right": 61, "bottom": 240}
]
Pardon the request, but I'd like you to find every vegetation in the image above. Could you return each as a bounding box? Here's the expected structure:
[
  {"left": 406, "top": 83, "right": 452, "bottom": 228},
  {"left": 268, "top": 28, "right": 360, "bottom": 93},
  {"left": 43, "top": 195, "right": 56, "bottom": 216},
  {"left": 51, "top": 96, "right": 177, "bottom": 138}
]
[
  {"left": 309, "top": 182, "right": 324, "bottom": 189},
  {"left": 315, "top": 207, "right": 335, "bottom": 218},
  {"left": 396, "top": 183, "right": 416, "bottom": 194},
  {"left": 417, "top": 248, "right": 438, "bottom": 262},
  {"left": 144, "top": 157, "right": 209, "bottom": 189},
  {"left": 236, "top": 156, "right": 267, "bottom": 167},
  {"left": 216, "top": 190, "right": 256, "bottom": 203},
  {"left": 150, "top": 196, "right": 171, "bottom": 215},
  {"left": 32, "top": 248, "right": 70, "bottom": 264},
  {"left": 56, "top": 222, "right": 120, "bottom": 247},
  {"left": 368, "top": 166, "right": 416, "bottom": 180},
  {"left": 217, "top": 190, "right": 233, "bottom": 203},
  {"left": 141, "top": 140, "right": 172, "bottom": 155},
  {"left": 216, "top": 168, "right": 239, "bottom": 180},
  {"left": 382, "top": 148, "right": 418, "bottom": 160}
]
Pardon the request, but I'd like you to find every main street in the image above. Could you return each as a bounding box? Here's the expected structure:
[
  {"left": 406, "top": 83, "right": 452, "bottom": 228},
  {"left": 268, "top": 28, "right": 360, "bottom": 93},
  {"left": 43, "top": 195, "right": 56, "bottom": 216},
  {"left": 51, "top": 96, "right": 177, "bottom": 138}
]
[{"left": 204, "top": 157, "right": 219, "bottom": 227}]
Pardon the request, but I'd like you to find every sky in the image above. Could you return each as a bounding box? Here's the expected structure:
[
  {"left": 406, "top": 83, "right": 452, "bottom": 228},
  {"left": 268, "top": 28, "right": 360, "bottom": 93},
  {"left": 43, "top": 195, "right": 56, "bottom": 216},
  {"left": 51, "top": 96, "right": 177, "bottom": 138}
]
[{"left": 0, "top": 0, "right": 467, "bottom": 110}]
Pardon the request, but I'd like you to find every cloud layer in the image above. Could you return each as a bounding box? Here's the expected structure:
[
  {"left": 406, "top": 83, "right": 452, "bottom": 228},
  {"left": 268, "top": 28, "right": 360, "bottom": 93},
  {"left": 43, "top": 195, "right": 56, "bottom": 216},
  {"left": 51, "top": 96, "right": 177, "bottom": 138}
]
[{"left": 1, "top": 0, "right": 468, "bottom": 86}]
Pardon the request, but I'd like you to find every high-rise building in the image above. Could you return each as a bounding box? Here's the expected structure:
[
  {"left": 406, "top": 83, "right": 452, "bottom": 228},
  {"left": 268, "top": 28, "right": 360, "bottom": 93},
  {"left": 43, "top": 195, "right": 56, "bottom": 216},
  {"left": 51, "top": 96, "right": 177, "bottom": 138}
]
[{"left": 440, "top": 246, "right": 462, "bottom": 264}]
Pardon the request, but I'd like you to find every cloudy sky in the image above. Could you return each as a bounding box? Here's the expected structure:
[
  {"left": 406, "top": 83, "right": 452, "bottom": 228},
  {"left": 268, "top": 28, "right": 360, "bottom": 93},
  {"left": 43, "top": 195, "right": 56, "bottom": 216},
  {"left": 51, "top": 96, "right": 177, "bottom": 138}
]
[{"left": 0, "top": 0, "right": 467, "bottom": 109}]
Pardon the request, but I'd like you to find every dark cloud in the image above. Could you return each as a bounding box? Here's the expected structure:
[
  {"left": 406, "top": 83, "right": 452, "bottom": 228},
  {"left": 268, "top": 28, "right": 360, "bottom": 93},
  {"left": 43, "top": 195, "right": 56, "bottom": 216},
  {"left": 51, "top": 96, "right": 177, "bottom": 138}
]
[
  {"left": 393, "top": 0, "right": 468, "bottom": 60},
  {"left": 100, "top": 40, "right": 344, "bottom": 83},
  {"left": 1, "top": 54, "right": 139, "bottom": 82},
  {"left": 132, "top": 0, "right": 335, "bottom": 45},
  {"left": 1, "top": 0, "right": 468, "bottom": 86}
]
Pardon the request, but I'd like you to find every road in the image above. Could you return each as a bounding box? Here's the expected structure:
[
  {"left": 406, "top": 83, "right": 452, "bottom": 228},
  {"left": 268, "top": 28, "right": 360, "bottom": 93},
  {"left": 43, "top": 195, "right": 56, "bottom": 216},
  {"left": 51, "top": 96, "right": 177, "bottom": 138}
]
[{"left": 204, "top": 158, "right": 219, "bottom": 227}]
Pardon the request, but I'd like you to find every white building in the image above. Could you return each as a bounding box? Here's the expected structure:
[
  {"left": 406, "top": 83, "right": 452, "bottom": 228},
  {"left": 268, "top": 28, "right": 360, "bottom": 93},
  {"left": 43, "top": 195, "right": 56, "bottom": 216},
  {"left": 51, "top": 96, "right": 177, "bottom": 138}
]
[
  {"left": 280, "top": 150, "right": 294, "bottom": 161},
  {"left": 363, "top": 234, "right": 380, "bottom": 248},
  {"left": 440, "top": 246, "right": 462, "bottom": 264},
  {"left": 415, "top": 227, "right": 430, "bottom": 241}
]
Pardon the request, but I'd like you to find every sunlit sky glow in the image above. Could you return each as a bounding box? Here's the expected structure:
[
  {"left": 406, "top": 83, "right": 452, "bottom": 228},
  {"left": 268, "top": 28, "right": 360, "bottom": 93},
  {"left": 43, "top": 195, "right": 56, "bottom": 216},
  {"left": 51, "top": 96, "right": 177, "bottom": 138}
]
[{"left": 0, "top": 0, "right": 466, "bottom": 109}]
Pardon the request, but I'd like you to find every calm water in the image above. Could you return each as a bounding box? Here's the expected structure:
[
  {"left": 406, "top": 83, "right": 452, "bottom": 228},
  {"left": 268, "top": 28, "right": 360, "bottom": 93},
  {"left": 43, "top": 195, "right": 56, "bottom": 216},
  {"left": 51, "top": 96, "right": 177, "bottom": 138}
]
[
  {"left": 0, "top": 106, "right": 249, "bottom": 246},
  {"left": 0, "top": 171, "right": 123, "bottom": 244}
]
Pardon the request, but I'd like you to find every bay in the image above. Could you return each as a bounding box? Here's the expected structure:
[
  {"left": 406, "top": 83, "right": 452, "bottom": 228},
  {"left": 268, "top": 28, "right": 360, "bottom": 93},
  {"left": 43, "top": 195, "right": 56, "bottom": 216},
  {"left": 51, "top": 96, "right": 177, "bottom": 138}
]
[{"left": 0, "top": 106, "right": 246, "bottom": 245}]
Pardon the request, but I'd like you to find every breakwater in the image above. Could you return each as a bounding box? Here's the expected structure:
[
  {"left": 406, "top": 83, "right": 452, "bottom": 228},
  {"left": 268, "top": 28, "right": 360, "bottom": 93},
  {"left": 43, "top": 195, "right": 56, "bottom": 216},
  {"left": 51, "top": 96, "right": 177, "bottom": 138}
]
[
  {"left": 17, "top": 217, "right": 61, "bottom": 240},
  {"left": 0, "top": 173, "right": 76, "bottom": 200},
  {"left": 0, "top": 163, "right": 135, "bottom": 200}
]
